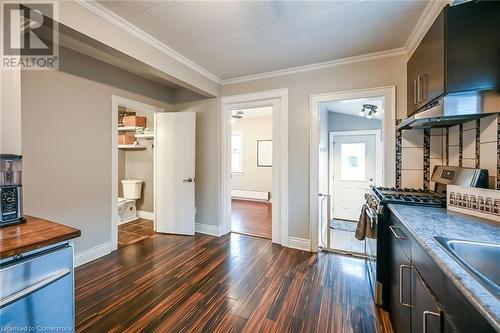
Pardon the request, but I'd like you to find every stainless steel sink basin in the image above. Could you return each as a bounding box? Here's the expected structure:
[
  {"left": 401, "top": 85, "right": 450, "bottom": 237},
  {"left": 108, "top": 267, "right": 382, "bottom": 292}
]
[{"left": 434, "top": 236, "right": 500, "bottom": 297}]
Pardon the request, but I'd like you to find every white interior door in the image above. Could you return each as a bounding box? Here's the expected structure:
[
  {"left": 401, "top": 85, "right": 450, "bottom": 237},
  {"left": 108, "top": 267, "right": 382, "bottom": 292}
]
[
  {"left": 331, "top": 134, "right": 376, "bottom": 221},
  {"left": 155, "top": 112, "right": 196, "bottom": 235}
]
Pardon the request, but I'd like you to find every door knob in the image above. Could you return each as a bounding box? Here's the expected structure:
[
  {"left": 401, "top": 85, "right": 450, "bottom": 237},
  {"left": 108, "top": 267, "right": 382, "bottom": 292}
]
[{"left": 183, "top": 178, "right": 193, "bottom": 183}]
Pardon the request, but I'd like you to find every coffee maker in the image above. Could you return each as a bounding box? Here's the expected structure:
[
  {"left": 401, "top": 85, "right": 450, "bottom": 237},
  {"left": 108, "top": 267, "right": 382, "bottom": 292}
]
[{"left": 0, "top": 155, "right": 25, "bottom": 227}]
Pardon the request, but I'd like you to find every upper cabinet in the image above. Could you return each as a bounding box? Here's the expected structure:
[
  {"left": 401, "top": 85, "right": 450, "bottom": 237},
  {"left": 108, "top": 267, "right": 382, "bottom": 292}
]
[
  {"left": 407, "top": 2, "right": 500, "bottom": 118},
  {"left": 407, "top": 10, "right": 445, "bottom": 116}
]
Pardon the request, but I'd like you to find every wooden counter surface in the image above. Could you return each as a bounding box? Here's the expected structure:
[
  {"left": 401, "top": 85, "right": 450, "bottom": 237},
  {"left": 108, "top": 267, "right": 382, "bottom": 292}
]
[{"left": 0, "top": 216, "right": 81, "bottom": 259}]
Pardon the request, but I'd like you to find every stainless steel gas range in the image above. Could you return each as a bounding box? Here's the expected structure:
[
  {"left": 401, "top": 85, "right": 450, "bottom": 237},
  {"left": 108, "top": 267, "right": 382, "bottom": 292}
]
[{"left": 364, "top": 166, "right": 489, "bottom": 308}]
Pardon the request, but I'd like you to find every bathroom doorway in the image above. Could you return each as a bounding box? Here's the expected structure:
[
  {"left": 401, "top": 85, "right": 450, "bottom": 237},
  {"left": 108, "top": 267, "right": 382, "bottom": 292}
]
[
  {"left": 113, "top": 97, "right": 160, "bottom": 249},
  {"left": 111, "top": 96, "right": 197, "bottom": 251}
]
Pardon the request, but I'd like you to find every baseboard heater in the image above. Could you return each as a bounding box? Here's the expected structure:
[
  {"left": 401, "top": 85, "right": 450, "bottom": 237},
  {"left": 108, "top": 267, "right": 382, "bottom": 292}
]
[{"left": 231, "top": 189, "right": 271, "bottom": 202}]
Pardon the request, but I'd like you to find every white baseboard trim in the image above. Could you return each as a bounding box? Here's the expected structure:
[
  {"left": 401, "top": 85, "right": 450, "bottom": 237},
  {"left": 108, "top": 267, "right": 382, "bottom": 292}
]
[
  {"left": 231, "top": 189, "right": 270, "bottom": 201},
  {"left": 287, "top": 237, "right": 311, "bottom": 251},
  {"left": 74, "top": 242, "right": 112, "bottom": 267},
  {"left": 195, "top": 223, "right": 224, "bottom": 237},
  {"left": 138, "top": 210, "right": 155, "bottom": 221}
]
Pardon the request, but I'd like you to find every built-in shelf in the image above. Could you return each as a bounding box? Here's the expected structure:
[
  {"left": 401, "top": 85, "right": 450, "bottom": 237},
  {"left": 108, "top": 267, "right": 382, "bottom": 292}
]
[
  {"left": 118, "top": 144, "right": 147, "bottom": 150},
  {"left": 118, "top": 126, "right": 138, "bottom": 132},
  {"left": 135, "top": 133, "right": 154, "bottom": 139}
]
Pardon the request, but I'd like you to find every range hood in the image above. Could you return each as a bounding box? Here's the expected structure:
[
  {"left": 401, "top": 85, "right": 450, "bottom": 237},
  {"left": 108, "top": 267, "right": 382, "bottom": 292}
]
[{"left": 397, "top": 90, "right": 500, "bottom": 130}]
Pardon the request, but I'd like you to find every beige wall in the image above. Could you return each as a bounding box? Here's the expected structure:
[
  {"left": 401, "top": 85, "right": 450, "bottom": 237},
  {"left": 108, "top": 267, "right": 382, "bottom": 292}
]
[
  {"left": 221, "top": 55, "right": 407, "bottom": 239},
  {"left": 173, "top": 98, "right": 220, "bottom": 227},
  {"left": 231, "top": 115, "right": 273, "bottom": 194},
  {"left": 21, "top": 47, "right": 172, "bottom": 255},
  {"left": 0, "top": 68, "right": 22, "bottom": 155}
]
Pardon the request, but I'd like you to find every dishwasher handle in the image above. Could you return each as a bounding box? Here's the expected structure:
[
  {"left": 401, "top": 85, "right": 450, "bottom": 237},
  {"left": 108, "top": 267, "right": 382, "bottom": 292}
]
[{"left": 0, "top": 268, "right": 71, "bottom": 309}]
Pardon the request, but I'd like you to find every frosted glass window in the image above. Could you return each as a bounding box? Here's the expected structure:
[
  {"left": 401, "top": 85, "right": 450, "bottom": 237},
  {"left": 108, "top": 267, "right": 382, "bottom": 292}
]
[
  {"left": 340, "top": 143, "right": 366, "bottom": 181},
  {"left": 231, "top": 133, "right": 243, "bottom": 173}
]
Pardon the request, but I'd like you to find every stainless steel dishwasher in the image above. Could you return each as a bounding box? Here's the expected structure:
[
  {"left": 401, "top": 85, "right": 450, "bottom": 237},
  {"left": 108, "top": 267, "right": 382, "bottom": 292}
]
[{"left": 0, "top": 243, "right": 75, "bottom": 332}]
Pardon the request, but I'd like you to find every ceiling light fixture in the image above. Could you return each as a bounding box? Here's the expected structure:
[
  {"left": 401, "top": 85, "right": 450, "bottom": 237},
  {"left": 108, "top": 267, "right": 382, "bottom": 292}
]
[{"left": 359, "top": 104, "right": 377, "bottom": 119}]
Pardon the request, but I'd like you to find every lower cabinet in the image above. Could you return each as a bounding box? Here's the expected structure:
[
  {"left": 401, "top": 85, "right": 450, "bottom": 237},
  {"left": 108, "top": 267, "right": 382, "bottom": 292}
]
[
  {"left": 411, "top": 268, "right": 441, "bottom": 333},
  {"left": 389, "top": 215, "right": 442, "bottom": 333},
  {"left": 389, "top": 223, "right": 411, "bottom": 333}
]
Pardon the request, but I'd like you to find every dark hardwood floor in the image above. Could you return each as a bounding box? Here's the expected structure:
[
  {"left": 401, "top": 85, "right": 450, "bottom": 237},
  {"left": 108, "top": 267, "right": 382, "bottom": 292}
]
[
  {"left": 118, "top": 218, "right": 155, "bottom": 248},
  {"left": 75, "top": 232, "right": 392, "bottom": 332},
  {"left": 231, "top": 199, "right": 272, "bottom": 239}
]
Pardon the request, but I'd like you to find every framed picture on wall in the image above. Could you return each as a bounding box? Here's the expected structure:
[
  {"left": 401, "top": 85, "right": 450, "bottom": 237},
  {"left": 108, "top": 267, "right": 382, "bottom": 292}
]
[{"left": 257, "top": 140, "right": 272, "bottom": 167}]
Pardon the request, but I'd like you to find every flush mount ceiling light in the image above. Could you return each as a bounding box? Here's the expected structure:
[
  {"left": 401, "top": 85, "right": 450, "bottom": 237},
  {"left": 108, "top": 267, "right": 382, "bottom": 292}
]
[{"left": 359, "top": 104, "right": 378, "bottom": 119}]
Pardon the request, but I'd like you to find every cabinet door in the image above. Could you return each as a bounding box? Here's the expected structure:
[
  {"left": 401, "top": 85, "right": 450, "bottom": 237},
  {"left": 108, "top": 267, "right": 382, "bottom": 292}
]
[
  {"left": 411, "top": 268, "right": 441, "bottom": 333},
  {"left": 389, "top": 234, "right": 411, "bottom": 333},
  {"left": 407, "top": 8, "right": 445, "bottom": 116}
]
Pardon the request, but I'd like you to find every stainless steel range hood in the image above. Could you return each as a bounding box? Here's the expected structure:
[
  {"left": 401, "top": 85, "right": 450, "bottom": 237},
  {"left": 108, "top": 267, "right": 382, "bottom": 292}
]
[{"left": 397, "top": 90, "right": 500, "bottom": 130}]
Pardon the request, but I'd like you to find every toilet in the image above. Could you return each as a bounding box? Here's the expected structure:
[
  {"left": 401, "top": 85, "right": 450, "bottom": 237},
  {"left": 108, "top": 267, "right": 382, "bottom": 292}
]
[{"left": 118, "top": 179, "right": 143, "bottom": 224}]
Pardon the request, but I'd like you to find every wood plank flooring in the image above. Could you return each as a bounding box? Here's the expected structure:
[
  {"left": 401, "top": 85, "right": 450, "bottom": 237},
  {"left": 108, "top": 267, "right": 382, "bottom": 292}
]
[
  {"left": 75, "top": 232, "right": 392, "bottom": 332},
  {"left": 231, "top": 199, "right": 272, "bottom": 239},
  {"left": 118, "top": 218, "right": 154, "bottom": 248}
]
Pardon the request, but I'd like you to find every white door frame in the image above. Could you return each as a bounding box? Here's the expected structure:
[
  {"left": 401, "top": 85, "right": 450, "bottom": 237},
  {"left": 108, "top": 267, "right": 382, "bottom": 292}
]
[
  {"left": 111, "top": 95, "right": 164, "bottom": 251},
  {"left": 329, "top": 129, "right": 383, "bottom": 219},
  {"left": 310, "top": 86, "right": 396, "bottom": 252},
  {"left": 220, "top": 88, "right": 288, "bottom": 245}
]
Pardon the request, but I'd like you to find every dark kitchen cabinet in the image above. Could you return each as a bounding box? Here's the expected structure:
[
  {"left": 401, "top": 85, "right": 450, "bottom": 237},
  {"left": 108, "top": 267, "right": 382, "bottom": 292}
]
[
  {"left": 411, "top": 268, "right": 442, "bottom": 333},
  {"left": 387, "top": 211, "right": 497, "bottom": 333},
  {"left": 407, "top": 9, "right": 445, "bottom": 116},
  {"left": 389, "top": 224, "right": 411, "bottom": 333},
  {"left": 406, "top": 1, "right": 500, "bottom": 117}
]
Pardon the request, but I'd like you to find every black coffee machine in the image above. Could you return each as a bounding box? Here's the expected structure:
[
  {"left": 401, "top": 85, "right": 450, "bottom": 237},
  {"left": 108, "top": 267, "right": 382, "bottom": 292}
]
[{"left": 0, "top": 154, "right": 25, "bottom": 227}]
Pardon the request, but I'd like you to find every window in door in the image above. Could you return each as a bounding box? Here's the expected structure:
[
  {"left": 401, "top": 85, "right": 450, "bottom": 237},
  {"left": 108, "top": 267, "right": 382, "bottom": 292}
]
[
  {"left": 231, "top": 131, "right": 243, "bottom": 173},
  {"left": 340, "top": 142, "right": 366, "bottom": 181}
]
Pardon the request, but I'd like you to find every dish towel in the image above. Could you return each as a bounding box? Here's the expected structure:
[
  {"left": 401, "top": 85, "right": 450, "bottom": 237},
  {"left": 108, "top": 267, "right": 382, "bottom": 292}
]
[{"left": 355, "top": 205, "right": 374, "bottom": 240}]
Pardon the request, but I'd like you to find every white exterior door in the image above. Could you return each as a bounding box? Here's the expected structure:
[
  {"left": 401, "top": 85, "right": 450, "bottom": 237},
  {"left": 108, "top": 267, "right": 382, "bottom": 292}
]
[
  {"left": 331, "top": 134, "right": 376, "bottom": 221},
  {"left": 155, "top": 112, "right": 196, "bottom": 235}
]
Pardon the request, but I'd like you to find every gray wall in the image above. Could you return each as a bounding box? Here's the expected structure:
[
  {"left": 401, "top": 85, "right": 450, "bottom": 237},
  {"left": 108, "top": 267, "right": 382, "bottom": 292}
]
[
  {"left": 231, "top": 116, "right": 273, "bottom": 193},
  {"left": 328, "top": 112, "right": 382, "bottom": 132},
  {"left": 221, "top": 55, "right": 407, "bottom": 240},
  {"left": 21, "top": 46, "right": 173, "bottom": 254}
]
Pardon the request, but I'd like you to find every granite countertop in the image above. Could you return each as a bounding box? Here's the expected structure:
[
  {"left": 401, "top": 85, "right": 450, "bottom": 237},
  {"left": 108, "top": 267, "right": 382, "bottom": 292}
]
[
  {"left": 0, "top": 216, "right": 81, "bottom": 259},
  {"left": 388, "top": 204, "right": 500, "bottom": 330}
]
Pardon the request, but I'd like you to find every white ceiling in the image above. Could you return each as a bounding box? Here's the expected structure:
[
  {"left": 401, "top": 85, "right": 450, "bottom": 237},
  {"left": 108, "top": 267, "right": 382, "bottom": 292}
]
[
  {"left": 323, "top": 96, "right": 384, "bottom": 119},
  {"left": 98, "top": 0, "right": 429, "bottom": 80}
]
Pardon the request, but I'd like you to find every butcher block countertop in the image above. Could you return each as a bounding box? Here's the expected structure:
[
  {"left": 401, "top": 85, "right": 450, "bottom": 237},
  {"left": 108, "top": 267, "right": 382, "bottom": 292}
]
[{"left": 0, "top": 216, "right": 81, "bottom": 259}]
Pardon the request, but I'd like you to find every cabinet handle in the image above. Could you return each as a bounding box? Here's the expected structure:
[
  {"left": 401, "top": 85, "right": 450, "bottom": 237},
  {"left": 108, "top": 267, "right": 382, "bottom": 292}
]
[
  {"left": 0, "top": 268, "right": 70, "bottom": 308},
  {"left": 413, "top": 78, "right": 418, "bottom": 104},
  {"left": 423, "top": 310, "right": 440, "bottom": 333},
  {"left": 389, "top": 225, "right": 407, "bottom": 240},
  {"left": 399, "top": 264, "right": 412, "bottom": 308}
]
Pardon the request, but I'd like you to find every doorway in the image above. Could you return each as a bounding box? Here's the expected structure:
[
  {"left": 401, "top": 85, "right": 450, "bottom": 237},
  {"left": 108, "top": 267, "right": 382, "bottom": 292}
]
[
  {"left": 230, "top": 107, "right": 273, "bottom": 239},
  {"left": 310, "top": 87, "right": 396, "bottom": 254},
  {"left": 111, "top": 96, "right": 197, "bottom": 251},
  {"left": 220, "top": 89, "right": 288, "bottom": 246},
  {"left": 328, "top": 129, "right": 382, "bottom": 255}
]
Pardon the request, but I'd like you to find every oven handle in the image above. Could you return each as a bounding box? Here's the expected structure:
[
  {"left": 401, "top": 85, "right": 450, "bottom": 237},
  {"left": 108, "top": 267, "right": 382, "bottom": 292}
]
[
  {"left": 363, "top": 203, "right": 377, "bottom": 226},
  {"left": 0, "top": 268, "right": 70, "bottom": 309}
]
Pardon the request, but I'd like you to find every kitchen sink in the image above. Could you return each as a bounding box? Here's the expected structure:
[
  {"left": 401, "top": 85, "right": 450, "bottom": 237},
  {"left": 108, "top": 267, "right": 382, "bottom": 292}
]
[{"left": 434, "top": 236, "right": 500, "bottom": 297}]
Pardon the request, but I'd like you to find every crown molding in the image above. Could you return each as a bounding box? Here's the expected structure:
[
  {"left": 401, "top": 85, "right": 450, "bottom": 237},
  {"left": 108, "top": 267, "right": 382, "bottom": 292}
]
[
  {"left": 76, "top": 0, "right": 223, "bottom": 84},
  {"left": 220, "top": 48, "right": 407, "bottom": 85},
  {"left": 75, "top": 0, "right": 444, "bottom": 87},
  {"left": 405, "top": 0, "right": 448, "bottom": 59}
]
